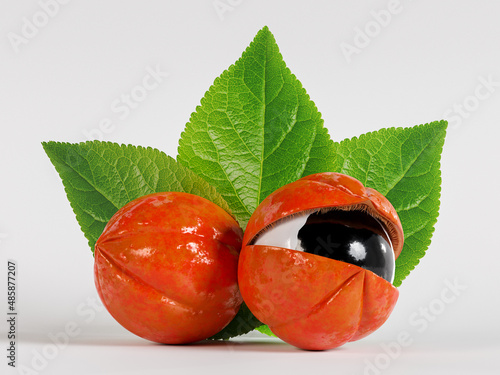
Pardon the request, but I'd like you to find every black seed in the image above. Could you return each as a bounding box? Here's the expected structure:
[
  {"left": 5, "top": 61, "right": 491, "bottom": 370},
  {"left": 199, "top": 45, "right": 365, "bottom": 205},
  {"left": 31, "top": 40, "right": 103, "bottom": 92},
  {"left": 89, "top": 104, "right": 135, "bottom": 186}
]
[{"left": 297, "top": 210, "right": 395, "bottom": 282}]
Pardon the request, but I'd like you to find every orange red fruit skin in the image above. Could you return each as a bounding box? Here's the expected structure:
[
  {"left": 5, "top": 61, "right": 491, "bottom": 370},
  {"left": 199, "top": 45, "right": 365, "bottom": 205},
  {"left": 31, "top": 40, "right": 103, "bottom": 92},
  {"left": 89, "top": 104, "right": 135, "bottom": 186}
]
[
  {"left": 243, "top": 172, "right": 403, "bottom": 258},
  {"left": 94, "top": 192, "right": 243, "bottom": 344},
  {"left": 239, "top": 172, "right": 403, "bottom": 350}
]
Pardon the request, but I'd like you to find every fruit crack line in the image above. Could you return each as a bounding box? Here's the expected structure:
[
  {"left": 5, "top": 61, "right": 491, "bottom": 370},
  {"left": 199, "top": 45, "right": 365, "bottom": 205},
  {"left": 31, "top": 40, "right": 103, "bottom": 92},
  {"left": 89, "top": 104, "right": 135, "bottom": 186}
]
[
  {"left": 271, "top": 269, "right": 364, "bottom": 330},
  {"left": 96, "top": 246, "right": 196, "bottom": 312}
]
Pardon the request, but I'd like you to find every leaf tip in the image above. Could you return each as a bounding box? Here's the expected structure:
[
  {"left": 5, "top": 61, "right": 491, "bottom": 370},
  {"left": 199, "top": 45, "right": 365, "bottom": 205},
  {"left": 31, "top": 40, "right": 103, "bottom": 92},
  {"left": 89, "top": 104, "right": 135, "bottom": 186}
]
[
  {"left": 258, "top": 25, "right": 271, "bottom": 35},
  {"left": 41, "top": 140, "right": 54, "bottom": 152},
  {"left": 255, "top": 25, "right": 276, "bottom": 45}
]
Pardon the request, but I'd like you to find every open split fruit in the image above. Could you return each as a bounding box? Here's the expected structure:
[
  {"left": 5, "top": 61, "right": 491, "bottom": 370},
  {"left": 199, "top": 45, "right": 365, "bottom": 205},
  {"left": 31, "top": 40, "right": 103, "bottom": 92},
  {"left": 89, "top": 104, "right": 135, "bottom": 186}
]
[{"left": 238, "top": 172, "right": 404, "bottom": 350}]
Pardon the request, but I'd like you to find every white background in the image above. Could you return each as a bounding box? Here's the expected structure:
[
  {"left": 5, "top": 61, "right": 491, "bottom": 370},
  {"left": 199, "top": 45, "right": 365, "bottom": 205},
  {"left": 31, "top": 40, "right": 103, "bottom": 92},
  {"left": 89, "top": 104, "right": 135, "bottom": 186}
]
[{"left": 1, "top": 1, "right": 499, "bottom": 374}]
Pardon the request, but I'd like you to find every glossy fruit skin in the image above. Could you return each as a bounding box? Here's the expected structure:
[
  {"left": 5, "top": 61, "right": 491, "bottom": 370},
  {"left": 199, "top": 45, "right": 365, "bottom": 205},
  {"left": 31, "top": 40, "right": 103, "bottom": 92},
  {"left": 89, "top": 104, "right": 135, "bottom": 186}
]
[
  {"left": 95, "top": 192, "right": 243, "bottom": 344},
  {"left": 244, "top": 172, "right": 403, "bottom": 258},
  {"left": 239, "top": 172, "right": 403, "bottom": 350}
]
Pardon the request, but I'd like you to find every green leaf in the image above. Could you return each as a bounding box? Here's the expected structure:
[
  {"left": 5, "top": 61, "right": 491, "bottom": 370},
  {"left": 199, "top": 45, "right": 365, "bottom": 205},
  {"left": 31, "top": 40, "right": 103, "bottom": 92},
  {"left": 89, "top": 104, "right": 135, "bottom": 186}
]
[
  {"left": 42, "top": 141, "right": 231, "bottom": 253},
  {"left": 177, "top": 27, "right": 335, "bottom": 339},
  {"left": 255, "top": 324, "right": 277, "bottom": 338},
  {"left": 334, "top": 121, "right": 447, "bottom": 287},
  {"left": 208, "top": 303, "right": 262, "bottom": 340},
  {"left": 177, "top": 26, "right": 335, "bottom": 229}
]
